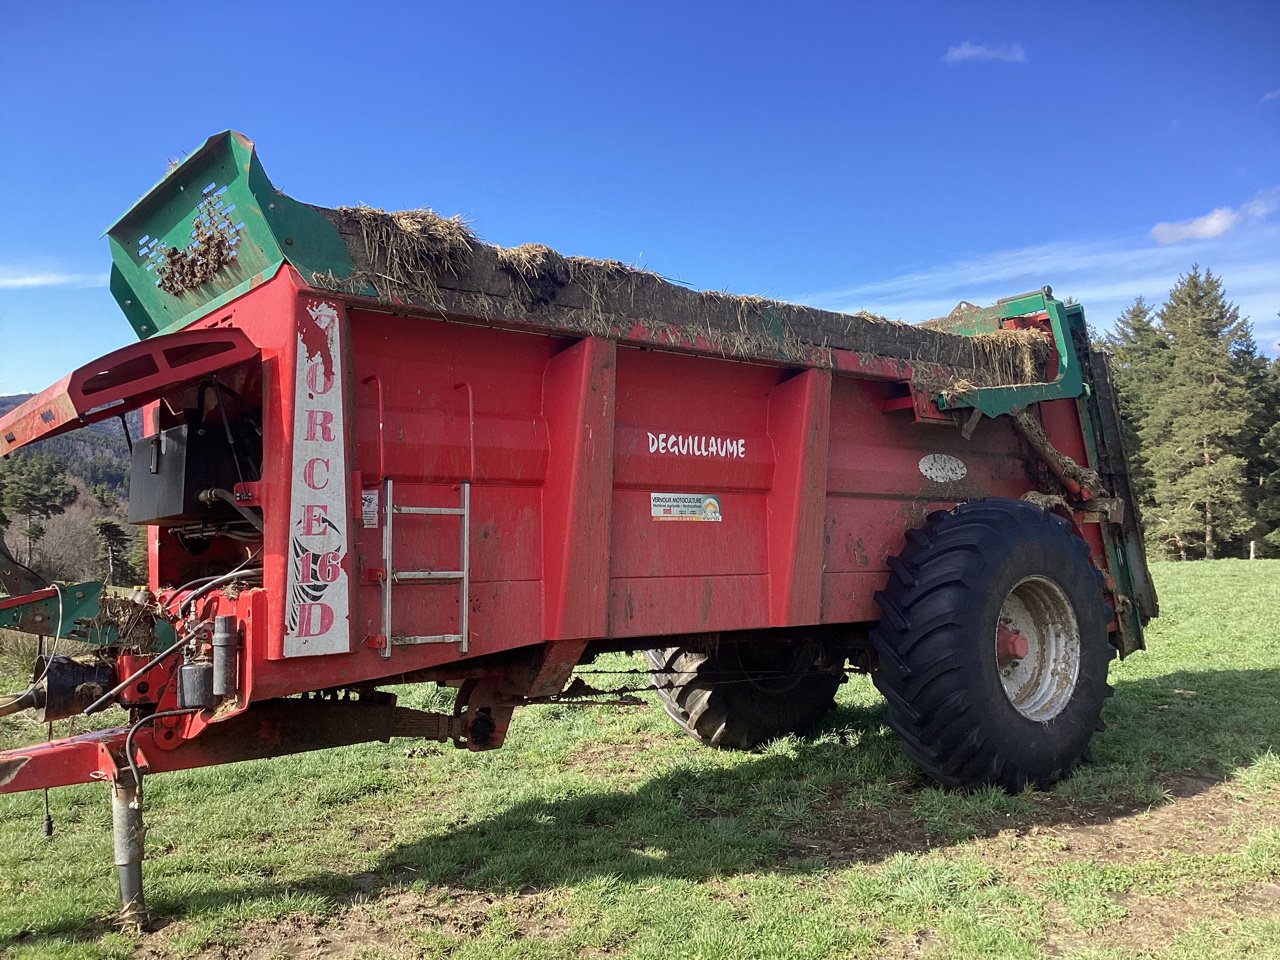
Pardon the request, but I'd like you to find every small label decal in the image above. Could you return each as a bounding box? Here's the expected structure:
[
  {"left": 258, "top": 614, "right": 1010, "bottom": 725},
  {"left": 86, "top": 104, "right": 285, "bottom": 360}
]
[
  {"left": 651, "top": 492, "right": 723, "bottom": 521},
  {"left": 919, "top": 453, "right": 967, "bottom": 483},
  {"left": 361, "top": 488, "right": 380, "bottom": 529}
]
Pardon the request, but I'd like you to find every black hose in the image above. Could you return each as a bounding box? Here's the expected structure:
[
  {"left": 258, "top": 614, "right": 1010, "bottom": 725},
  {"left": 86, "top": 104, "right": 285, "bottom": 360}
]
[
  {"left": 178, "top": 568, "right": 262, "bottom": 619},
  {"left": 82, "top": 635, "right": 187, "bottom": 716},
  {"left": 199, "top": 488, "right": 264, "bottom": 534},
  {"left": 124, "top": 708, "right": 197, "bottom": 797}
]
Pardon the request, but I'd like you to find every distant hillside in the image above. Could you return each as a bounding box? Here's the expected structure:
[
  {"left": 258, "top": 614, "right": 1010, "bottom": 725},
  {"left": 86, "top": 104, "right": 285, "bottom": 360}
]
[{"left": 0, "top": 394, "right": 138, "bottom": 493}]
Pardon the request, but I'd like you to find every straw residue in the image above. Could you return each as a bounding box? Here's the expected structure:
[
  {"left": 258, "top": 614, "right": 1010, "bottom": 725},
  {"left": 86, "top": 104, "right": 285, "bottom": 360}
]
[
  {"left": 496, "top": 243, "right": 570, "bottom": 304},
  {"left": 1013, "top": 409, "right": 1109, "bottom": 497},
  {"left": 321, "top": 206, "right": 474, "bottom": 305},
  {"left": 156, "top": 194, "right": 237, "bottom": 295},
  {"left": 312, "top": 204, "right": 1057, "bottom": 384}
]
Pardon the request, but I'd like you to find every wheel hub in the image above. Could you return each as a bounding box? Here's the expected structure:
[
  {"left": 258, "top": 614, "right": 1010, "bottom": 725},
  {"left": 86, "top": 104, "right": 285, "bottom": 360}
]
[{"left": 995, "top": 576, "right": 1081, "bottom": 722}]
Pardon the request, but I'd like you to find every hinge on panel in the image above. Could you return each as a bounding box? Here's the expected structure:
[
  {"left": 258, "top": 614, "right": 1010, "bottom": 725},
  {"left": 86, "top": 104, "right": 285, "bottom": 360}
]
[{"left": 880, "top": 383, "right": 956, "bottom": 425}]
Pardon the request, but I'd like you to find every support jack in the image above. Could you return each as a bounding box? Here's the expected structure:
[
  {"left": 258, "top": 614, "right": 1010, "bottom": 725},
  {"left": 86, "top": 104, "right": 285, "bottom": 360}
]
[{"left": 111, "top": 774, "right": 147, "bottom": 928}]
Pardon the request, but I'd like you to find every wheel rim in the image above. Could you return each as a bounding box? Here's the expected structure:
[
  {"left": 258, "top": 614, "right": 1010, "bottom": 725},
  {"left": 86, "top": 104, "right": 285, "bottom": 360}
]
[{"left": 994, "top": 576, "right": 1081, "bottom": 722}]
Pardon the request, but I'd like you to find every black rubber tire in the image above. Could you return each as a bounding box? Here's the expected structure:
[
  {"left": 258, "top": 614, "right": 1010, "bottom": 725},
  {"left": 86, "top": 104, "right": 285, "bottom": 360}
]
[
  {"left": 645, "top": 643, "right": 842, "bottom": 750},
  {"left": 871, "top": 498, "right": 1115, "bottom": 791}
]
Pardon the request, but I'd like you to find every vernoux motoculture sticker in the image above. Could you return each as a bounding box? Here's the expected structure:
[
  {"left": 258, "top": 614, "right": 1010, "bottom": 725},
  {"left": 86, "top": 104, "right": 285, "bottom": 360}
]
[{"left": 651, "top": 493, "right": 723, "bottom": 522}]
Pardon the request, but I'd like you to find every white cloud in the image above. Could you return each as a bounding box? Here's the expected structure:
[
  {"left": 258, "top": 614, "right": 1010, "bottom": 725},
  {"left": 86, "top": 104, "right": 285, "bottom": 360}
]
[
  {"left": 1262, "top": 88, "right": 1280, "bottom": 103},
  {"left": 1150, "top": 207, "right": 1239, "bottom": 245},
  {"left": 942, "top": 41, "right": 1026, "bottom": 65},
  {"left": 1150, "top": 187, "right": 1280, "bottom": 245},
  {"left": 0, "top": 270, "right": 109, "bottom": 290},
  {"left": 789, "top": 216, "right": 1280, "bottom": 355},
  {"left": 1240, "top": 187, "right": 1280, "bottom": 219}
]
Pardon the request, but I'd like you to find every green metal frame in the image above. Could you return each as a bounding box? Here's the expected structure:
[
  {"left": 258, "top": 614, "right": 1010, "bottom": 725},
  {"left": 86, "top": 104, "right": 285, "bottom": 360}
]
[
  {"left": 0, "top": 581, "right": 175, "bottom": 650},
  {"left": 931, "top": 291, "right": 1152, "bottom": 653},
  {"left": 106, "top": 131, "right": 360, "bottom": 340},
  {"left": 1077, "top": 349, "right": 1159, "bottom": 654},
  {"left": 932, "top": 288, "right": 1085, "bottom": 419},
  {"left": 0, "top": 582, "right": 105, "bottom": 639}
]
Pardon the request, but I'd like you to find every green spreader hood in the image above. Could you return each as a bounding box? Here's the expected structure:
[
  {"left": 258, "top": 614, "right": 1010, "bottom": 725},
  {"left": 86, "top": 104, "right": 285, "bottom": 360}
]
[{"left": 106, "top": 131, "right": 360, "bottom": 339}]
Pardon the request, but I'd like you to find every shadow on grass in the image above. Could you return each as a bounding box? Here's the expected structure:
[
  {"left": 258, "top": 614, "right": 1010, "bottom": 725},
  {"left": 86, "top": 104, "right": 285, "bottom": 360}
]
[{"left": 4, "top": 666, "right": 1279, "bottom": 948}]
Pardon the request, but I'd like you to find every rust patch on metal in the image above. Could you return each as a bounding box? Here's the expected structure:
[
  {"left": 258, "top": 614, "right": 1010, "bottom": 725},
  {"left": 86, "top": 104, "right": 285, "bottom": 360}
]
[
  {"left": 297, "top": 305, "right": 336, "bottom": 380},
  {"left": 0, "top": 756, "right": 30, "bottom": 788}
]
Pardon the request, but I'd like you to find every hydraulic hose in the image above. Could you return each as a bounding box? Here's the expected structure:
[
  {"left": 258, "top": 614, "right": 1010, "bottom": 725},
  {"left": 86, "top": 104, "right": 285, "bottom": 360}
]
[
  {"left": 198, "top": 489, "right": 264, "bottom": 533},
  {"left": 178, "top": 568, "right": 262, "bottom": 619}
]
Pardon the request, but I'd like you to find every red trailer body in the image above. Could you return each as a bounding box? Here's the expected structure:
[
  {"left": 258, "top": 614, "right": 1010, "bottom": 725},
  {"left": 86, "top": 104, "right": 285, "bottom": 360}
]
[{"left": 0, "top": 132, "right": 1155, "bottom": 921}]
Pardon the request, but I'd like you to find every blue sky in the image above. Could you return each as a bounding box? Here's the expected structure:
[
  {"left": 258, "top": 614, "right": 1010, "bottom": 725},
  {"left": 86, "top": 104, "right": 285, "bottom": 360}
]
[{"left": 2, "top": 2, "right": 1278, "bottom": 392}]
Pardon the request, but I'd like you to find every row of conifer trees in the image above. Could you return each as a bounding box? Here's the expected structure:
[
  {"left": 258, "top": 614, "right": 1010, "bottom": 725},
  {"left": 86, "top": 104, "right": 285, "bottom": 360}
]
[{"left": 1102, "top": 266, "right": 1280, "bottom": 560}]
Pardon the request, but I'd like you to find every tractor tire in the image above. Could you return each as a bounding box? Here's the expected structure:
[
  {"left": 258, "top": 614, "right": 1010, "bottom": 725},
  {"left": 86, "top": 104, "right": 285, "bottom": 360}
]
[
  {"left": 871, "top": 498, "right": 1114, "bottom": 791},
  {"left": 645, "top": 643, "right": 842, "bottom": 750}
]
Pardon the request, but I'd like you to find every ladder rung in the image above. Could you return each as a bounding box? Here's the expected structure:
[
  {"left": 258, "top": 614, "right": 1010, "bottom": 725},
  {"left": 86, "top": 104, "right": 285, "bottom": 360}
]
[
  {"left": 392, "top": 570, "right": 464, "bottom": 583},
  {"left": 381, "top": 477, "right": 470, "bottom": 659},
  {"left": 392, "top": 634, "right": 463, "bottom": 646}
]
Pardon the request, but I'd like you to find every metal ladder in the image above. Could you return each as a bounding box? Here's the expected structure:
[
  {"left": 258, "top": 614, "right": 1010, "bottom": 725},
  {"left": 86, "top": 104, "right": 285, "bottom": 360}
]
[{"left": 379, "top": 478, "right": 470, "bottom": 657}]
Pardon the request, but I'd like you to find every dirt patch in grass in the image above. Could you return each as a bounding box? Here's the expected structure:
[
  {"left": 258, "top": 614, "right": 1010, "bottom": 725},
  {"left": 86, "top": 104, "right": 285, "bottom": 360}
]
[
  {"left": 979, "top": 780, "right": 1280, "bottom": 957},
  {"left": 787, "top": 792, "right": 941, "bottom": 864},
  {"left": 786, "top": 771, "right": 1274, "bottom": 868},
  {"left": 141, "top": 887, "right": 568, "bottom": 960},
  {"left": 993, "top": 777, "right": 1280, "bottom": 867},
  {"left": 1040, "top": 881, "right": 1280, "bottom": 957},
  {"left": 561, "top": 735, "right": 669, "bottom": 777}
]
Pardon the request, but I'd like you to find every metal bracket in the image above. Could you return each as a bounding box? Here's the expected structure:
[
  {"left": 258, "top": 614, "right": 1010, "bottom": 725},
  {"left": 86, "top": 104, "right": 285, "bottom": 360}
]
[{"left": 934, "top": 289, "right": 1086, "bottom": 420}]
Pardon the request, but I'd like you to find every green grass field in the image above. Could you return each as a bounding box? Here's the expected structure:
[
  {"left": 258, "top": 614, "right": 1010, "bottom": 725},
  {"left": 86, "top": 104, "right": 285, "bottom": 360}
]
[{"left": 1, "top": 560, "right": 1278, "bottom": 959}]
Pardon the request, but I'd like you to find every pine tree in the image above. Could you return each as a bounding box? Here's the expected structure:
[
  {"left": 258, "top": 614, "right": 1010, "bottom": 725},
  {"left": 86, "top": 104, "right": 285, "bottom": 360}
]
[
  {"left": 1254, "top": 353, "right": 1280, "bottom": 554},
  {"left": 1141, "top": 267, "right": 1254, "bottom": 559},
  {"left": 91, "top": 518, "right": 136, "bottom": 586},
  {"left": 0, "top": 454, "right": 78, "bottom": 564},
  {"left": 1103, "top": 297, "right": 1169, "bottom": 505}
]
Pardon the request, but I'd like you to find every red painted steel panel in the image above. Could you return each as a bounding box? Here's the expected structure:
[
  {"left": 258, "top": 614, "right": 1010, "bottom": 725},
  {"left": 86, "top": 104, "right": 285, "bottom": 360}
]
[
  {"left": 765, "top": 368, "right": 831, "bottom": 625},
  {"left": 540, "top": 338, "right": 616, "bottom": 640},
  {"left": 610, "top": 575, "right": 771, "bottom": 636},
  {"left": 111, "top": 269, "right": 1084, "bottom": 707}
]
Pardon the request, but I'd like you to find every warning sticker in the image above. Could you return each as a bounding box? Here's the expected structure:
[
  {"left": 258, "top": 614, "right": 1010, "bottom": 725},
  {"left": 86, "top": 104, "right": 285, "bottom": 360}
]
[
  {"left": 651, "top": 492, "right": 723, "bottom": 521},
  {"left": 361, "top": 488, "right": 380, "bottom": 529}
]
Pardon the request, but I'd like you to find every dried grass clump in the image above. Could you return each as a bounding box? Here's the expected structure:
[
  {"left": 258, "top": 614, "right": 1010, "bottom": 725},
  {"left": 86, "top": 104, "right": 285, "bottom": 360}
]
[
  {"left": 156, "top": 194, "right": 237, "bottom": 295},
  {"left": 311, "top": 203, "right": 1059, "bottom": 386},
  {"left": 496, "top": 243, "right": 571, "bottom": 304},
  {"left": 323, "top": 206, "right": 475, "bottom": 306},
  {"left": 1013, "top": 409, "right": 1108, "bottom": 497},
  {"left": 916, "top": 328, "right": 1054, "bottom": 402},
  {"left": 1021, "top": 491, "right": 1072, "bottom": 513},
  {"left": 971, "top": 327, "right": 1053, "bottom": 385}
]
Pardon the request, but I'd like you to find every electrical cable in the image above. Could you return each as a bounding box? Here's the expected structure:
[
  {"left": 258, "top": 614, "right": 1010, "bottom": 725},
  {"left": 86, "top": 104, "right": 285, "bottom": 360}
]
[
  {"left": 0, "top": 587, "right": 69, "bottom": 715},
  {"left": 81, "top": 634, "right": 190, "bottom": 716},
  {"left": 178, "top": 567, "right": 262, "bottom": 618},
  {"left": 161, "top": 548, "right": 262, "bottom": 611},
  {"left": 160, "top": 574, "right": 223, "bottom": 606},
  {"left": 52, "top": 583, "right": 63, "bottom": 645},
  {"left": 0, "top": 535, "right": 51, "bottom": 591}
]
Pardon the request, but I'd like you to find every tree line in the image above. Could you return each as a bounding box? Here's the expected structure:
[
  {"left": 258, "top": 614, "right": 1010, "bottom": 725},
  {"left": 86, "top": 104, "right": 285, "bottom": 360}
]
[
  {"left": 0, "top": 451, "right": 142, "bottom": 587},
  {"left": 1103, "top": 265, "right": 1280, "bottom": 560}
]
